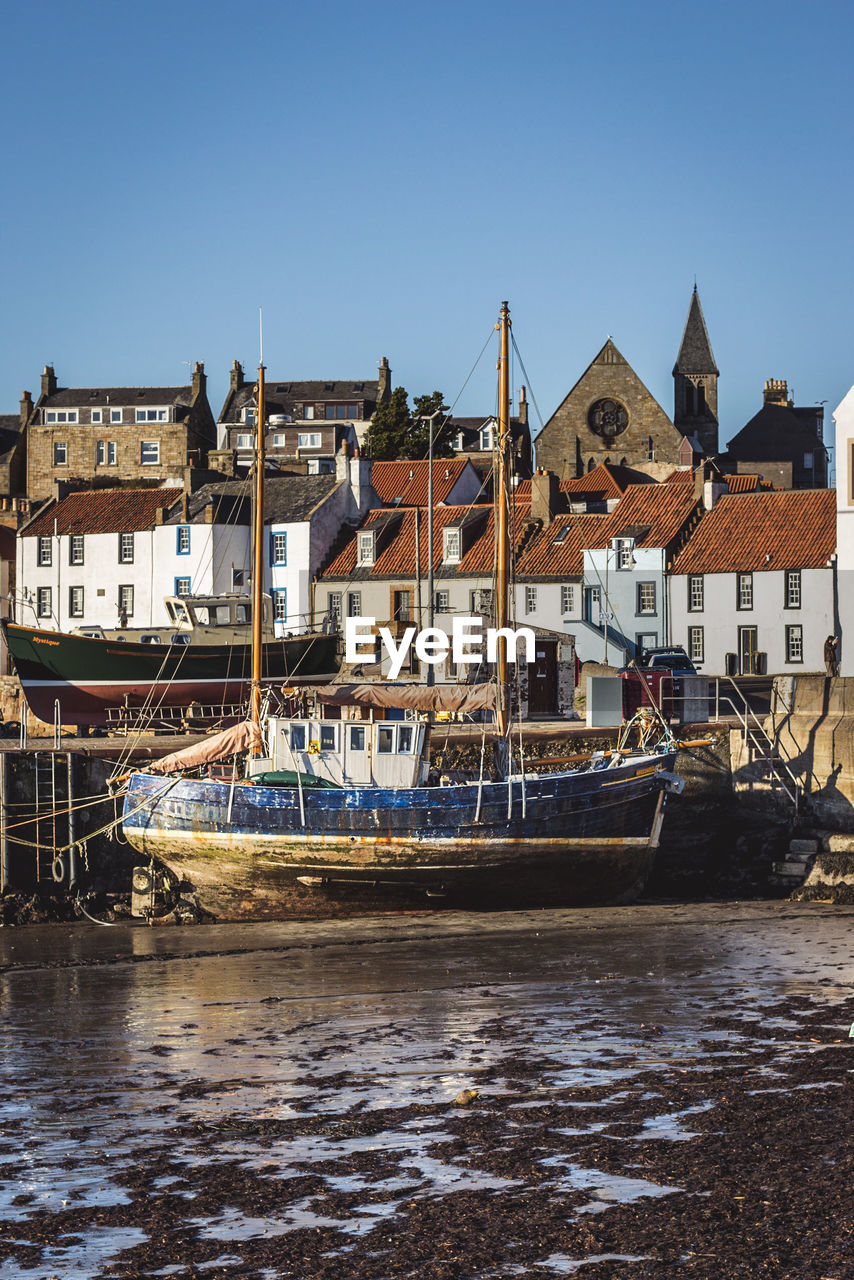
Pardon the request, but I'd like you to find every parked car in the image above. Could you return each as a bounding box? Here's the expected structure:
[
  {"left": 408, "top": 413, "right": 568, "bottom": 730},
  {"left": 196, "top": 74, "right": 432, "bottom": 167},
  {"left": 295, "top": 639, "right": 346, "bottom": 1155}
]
[{"left": 634, "top": 646, "right": 697, "bottom": 676}]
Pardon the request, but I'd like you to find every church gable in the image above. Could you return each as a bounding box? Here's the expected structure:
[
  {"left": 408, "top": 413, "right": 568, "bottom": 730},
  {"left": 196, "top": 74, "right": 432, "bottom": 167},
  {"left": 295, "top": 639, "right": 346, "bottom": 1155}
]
[{"left": 535, "top": 338, "right": 685, "bottom": 481}]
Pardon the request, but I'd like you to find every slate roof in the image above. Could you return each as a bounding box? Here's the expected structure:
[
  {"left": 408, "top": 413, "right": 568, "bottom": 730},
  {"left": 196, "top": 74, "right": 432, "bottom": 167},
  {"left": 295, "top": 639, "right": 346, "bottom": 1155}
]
[
  {"left": 321, "top": 502, "right": 534, "bottom": 582},
  {"left": 220, "top": 377, "right": 381, "bottom": 424},
  {"left": 171, "top": 475, "right": 342, "bottom": 525},
  {"left": 669, "top": 490, "right": 836, "bottom": 575},
  {"left": 370, "top": 459, "right": 482, "bottom": 507},
  {"left": 40, "top": 385, "right": 194, "bottom": 409},
  {"left": 25, "top": 488, "right": 183, "bottom": 537},
  {"left": 673, "top": 286, "right": 719, "bottom": 375},
  {"left": 726, "top": 403, "right": 822, "bottom": 460},
  {"left": 0, "top": 415, "right": 21, "bottom": 462}
]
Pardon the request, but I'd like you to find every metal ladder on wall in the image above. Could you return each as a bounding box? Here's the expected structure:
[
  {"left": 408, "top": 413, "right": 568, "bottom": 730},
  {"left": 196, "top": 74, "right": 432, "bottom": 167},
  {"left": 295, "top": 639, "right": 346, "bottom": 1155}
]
[
  {"left": 33, "top": 753, "right": 62, "bottom": 885},
  {"left": 722, "top": 677, "right": 801, "bottom": 812}
]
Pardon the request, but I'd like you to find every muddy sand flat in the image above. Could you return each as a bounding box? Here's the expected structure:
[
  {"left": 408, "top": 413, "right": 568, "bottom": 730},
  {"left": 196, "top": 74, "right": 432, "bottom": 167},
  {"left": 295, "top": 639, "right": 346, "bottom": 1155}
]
[{"left": 1, "top": 901, "right": 853, "bottom": 1278}]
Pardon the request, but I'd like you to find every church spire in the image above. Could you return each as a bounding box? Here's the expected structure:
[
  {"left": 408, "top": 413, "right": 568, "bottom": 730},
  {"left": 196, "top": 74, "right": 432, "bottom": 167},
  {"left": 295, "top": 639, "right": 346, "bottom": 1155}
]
[
  {"left": 674, "top": 284, "right": 718, "bottom": 377},
  {"left": 673, "top": 285, "right": 719, "bottom": 456}
]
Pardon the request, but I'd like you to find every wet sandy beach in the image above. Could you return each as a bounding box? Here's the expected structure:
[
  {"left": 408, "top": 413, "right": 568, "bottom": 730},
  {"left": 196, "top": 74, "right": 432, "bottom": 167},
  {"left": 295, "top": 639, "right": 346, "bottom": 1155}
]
[{"left": 1, "top": 901, "right": 853, "bottom": 1278}]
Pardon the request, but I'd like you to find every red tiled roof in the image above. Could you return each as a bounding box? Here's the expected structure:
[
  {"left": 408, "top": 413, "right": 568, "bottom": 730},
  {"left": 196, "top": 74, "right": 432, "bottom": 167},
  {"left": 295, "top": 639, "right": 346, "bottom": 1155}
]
[
  {"left": 25, "top": 487, "right": 183, "bottom": 537},
  {"left": 516, "top": 514, "right": 611, "bottom": 576},
  {"left": 597, "top": 482, "right": 700, "bottom": 548},
  {"left": 663, "top": 468, "right": 695, "bottom": 485},
  {"left": 669, "top": 490, "right": 836, "bottom": 575},
  {"left": 370, "top": 459, "right": 479, "bottom": 507},
  {"left": 721, "top": 473, "right": 778, "bottom": 493},
  {"left": 515, "top": 462, "right": 639, "bottom": 505},
  {"left": 321, "top": 502, "right": 533, "bottom": 581}
]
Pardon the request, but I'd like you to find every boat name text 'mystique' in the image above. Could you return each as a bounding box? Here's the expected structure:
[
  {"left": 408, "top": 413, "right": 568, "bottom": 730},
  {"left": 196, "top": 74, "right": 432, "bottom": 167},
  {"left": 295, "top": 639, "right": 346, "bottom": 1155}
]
[{"left": 345, "top": 616, "right": 536, "bottom": 678}]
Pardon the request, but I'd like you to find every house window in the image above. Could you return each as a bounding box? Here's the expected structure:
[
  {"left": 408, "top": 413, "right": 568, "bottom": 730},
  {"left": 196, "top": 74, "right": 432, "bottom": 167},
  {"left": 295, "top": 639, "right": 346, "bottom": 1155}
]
[
  {"left": 637, "top": 582, "right": 656, "bottom": 615},
  {"left": 307, "top": 458, "right": 333, "bottom": 474},
  {"left": 737, "top": 572, "right": 753, "bottom": 610},
  {"left": 688, "top": 626, "right": 704, "bottom": 664},
  {"left": 110, "top": 408, "right": 122, "bottom": 424},
  {"left": 46, "top": 410, "right": 77, "bottom": 424},
  {"left": 561, "top": 584, "right": 576, "bottom": 615},
  {"left": 688, "top": 575, "right": 704, "bottom": 612},
  {"left": 297, "top": 432, "right": 321, "bottom": 449},
  {"left": 480, "top": 424, "right": 494, "bottom": 450},
  {"left": 470, "top": 588, "right": 492, "bottom": 615},
  {"left": 525, "top": 585, "right": 538, "bottom": 615},
  {"left": 37, "top": 536, "right": 52, "bottom": 567},
  {"left": 37, "top": 587, "right": 52, "bottom": 618},
  {"left": 393, "top": 590, "right": 411, "bottom": 623},
  {"left": 53, "top": 441, "right": 67, "bottom": 465},
  {"left": 347, "top": 591, "right": 361, "bottom": 617},
  {"left": 68, "top": 586, "right": 84, "bottom": 617},
  {"left": 324, "top": 404, "right": 358, "bottom": 419},
  {"left": 270, "top": 532, "right": 287, "bottom": 565},
  {"left": 327, "top": 592, "right": 342, "bottom": 625},
  {"left": 176, "top": 526, "right": 191, "bottom": 555},
  {"left": 553, "top": 524, "right": 572, "bottom": 545},
  {"left": 272, "top": 433, "right": 286, "bottom": 447},
  {"left": 235, "top": 433, "right": 252, "bottom": 449},
  {"left": 242, "top": 407, "right": 256, "bottom": 425},
  {"left": 358, "top": 532, "right": 375, "bottom": 565},
  {"left": 91, "top": 409, "right": 102, "bottom": 424},
  {"left": 174, "top": 576, "right": 191, "bottom": 597},
  {"left": 443, "top": 528, "right": 461, "bottom": 563},
  {"left": 786, "top": 624, "right": 803, "bottom": 663},
  {"left": 140, "top": 441, "right": 160, "bottom": 465},
  {"left": 118, "top": 584, "right": 134, "bottom": 617},
  {"left": 135, "top": 408, "right": 168, "bottom": 423},
  {"left": 97, "top": 440, "right": 117, "bottom": 465},
  {"left": 435, "top": 589, "right": 450, "bottom": 613},
  {"left": 119, "top": 532, "right": 134, "bottom": 564},
  {"left": 69, "top": 535, "right": 84, "bottom": 566},
  {"left": 785, "top": 570, "right": 801, "bottom": 609},
  {"left": 273, "top": 589, "right": 287, "bottom": 623},
  {"left": 616, "top": 539, "right": 634, "bottom": 569}
]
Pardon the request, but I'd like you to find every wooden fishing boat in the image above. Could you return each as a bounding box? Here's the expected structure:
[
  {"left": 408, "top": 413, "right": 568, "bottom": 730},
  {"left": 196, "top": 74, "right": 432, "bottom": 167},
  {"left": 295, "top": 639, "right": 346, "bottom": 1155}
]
[{"left": 121, "top": 305, "right": 682, "bottom": 918}]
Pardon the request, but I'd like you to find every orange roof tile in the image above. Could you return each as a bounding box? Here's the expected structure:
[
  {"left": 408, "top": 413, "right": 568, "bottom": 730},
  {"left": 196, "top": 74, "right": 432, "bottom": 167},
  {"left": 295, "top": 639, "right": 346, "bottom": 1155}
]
[
  {"left": 321, "top": 502, "right": 533, "bottom": 582},
  {"left": 370, "top": 459, "right": 479, "bottom": 507},
  {"left": 25, "top": 488, "right": 183, "bottom": 537},
  {"left": 516, "top": 514, "right": 611, "bottom": 577},
  {"left": 669, "top": 490, "right": 836, "bottom": 575}
]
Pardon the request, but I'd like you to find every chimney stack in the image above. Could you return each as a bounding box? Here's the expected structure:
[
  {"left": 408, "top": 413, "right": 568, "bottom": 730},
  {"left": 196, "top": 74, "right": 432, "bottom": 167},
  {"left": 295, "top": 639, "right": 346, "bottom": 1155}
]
[
  {"left": 20, "top": 390, "right": 33, "bottom": 427},
  {"left": 763, "top": 378, "right": 791, "bottom": 407},
  {"left": 41, "top": 365, "right": 57, "bottom": 398},
  {"left": 192, "top": 361, "right": 206, "bottom": 400},
  {"left": 230, "top": 360, "right": 244, "bottom": 393},
  {"left": 531, "top": 467, "right": 560, "bottom": 524},
  {"left": 377, "top": 356, "right": 391, "bottom": 404}
]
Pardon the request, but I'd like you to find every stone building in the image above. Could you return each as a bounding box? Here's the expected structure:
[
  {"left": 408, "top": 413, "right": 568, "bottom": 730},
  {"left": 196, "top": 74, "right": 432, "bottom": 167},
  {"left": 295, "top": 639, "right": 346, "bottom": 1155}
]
[
  {"left": 24, "top": 363, "right": 217, "bottom": 501},
  {"left": 722, "top": 379, "right": 827, "bottom": 490},
  {"left": 534, "top": 288, "right": 719, "bottom": 482},
  {"left": 218, "top": 358, "right": 391, "bottom": 474}
]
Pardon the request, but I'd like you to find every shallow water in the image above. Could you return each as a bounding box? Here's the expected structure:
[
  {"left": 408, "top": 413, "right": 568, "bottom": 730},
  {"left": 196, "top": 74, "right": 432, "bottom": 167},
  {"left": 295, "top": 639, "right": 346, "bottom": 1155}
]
[{"left": 1, "top": 901, "right": 853, "bottom": 1277}]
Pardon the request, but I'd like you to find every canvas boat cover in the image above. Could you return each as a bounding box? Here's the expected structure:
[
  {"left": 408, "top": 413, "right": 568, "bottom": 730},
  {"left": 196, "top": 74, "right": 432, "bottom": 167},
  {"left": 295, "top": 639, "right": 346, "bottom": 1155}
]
[
  {"left": 149, "top": 721, "right": 263, "bottom": 774},
  {"left": 311, "top": 683, "right": 497, "bottom": 714}
]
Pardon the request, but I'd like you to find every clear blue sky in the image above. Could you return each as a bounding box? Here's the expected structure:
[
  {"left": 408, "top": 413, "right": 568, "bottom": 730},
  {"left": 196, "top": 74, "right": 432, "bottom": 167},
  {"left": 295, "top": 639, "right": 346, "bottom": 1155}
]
[{"left": 3, "top": 0, "right": 853, "bottom": 459}]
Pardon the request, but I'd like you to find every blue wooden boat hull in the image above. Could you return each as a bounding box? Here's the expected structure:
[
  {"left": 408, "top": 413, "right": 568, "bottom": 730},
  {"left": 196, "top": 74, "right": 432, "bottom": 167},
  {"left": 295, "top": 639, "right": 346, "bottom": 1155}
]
[{"left": 122, "top": 751, "right": 678, "bottom": 918}]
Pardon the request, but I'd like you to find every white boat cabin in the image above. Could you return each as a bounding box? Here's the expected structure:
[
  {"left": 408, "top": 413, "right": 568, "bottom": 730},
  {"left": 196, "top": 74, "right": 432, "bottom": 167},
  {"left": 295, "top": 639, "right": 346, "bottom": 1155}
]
[
  {"left": 71, "top": 593, "right": 273, "bottom": 645},
  {"left": 259, "top": 715, "right": 430, "bottom": 787}
]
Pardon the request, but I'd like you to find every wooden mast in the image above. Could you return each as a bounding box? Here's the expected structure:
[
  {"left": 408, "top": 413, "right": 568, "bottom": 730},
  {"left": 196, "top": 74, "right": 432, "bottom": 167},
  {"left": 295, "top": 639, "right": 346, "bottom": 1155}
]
[
  {"left": 495, "top": 300, "right": 511, "bottom": 740},
  {"left": 250, "top": 362, "right": 266, "bottom": 745}
]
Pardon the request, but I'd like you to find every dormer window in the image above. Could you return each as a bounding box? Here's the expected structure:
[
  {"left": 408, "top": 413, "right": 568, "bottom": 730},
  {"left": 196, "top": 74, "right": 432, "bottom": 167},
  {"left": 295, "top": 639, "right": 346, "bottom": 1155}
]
[
  {"left": 242, "top": 407, "right": 256, "bottom": 426},
  {"left": 480, "top": 424, "right": 494, "bottom": 451},
  {"left": 614, "top": 538, "right": 635, "bottom": 569},
  {"left": 135, "top": 408, "right": 168, "bottom": 423},
  {"left": 443, "top": 528, "right": 462, "bottom": 563},
  {"left": 46, "top": 410, "right": 77, "bottom": 424},
  {"left": 358, "top": 531, "right": 376, "bottom": 565}
]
